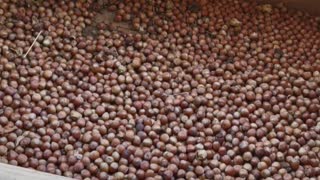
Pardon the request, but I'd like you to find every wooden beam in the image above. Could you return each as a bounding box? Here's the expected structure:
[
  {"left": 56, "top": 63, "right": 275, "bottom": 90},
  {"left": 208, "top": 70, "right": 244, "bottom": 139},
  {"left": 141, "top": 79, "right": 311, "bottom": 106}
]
[{"left": 0, "top": 163, "right": 72, "bottom": 180}]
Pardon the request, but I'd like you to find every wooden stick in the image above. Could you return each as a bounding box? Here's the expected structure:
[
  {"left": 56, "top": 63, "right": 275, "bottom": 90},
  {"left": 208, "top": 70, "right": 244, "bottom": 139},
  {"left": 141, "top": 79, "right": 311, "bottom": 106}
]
[{"left": 23, "top": 30, "right": 43, "bottom": 58}]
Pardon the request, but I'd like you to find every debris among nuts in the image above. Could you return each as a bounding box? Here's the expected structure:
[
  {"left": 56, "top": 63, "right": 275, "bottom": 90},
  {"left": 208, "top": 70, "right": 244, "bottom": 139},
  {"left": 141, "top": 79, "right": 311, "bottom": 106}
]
[
  {"left": 229, "top": 18, "right": 242, "bottom": 27},
  {"left": 197, "top": 149, "right": 207, "bottom": 160},
  {"left": 258, "top": 4, "right": 273, "bottom": 13}
]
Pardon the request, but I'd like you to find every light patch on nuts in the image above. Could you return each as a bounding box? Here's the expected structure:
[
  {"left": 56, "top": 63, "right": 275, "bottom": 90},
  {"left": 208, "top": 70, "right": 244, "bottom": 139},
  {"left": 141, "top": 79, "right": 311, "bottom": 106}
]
[{"left": 42, "top": 38, "right": 52, "bottom": 46}]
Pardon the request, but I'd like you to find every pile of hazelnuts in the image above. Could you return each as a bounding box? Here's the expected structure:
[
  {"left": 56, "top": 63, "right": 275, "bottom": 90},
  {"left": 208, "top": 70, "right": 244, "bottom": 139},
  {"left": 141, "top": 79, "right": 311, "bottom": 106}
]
[{"left": 0, "top": 0, "right": 319, "bottom": 179}]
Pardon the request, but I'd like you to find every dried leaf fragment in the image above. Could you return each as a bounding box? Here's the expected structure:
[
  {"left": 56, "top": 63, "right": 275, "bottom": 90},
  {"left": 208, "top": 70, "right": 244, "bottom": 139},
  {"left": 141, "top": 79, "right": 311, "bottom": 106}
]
[
  {"left": 258, "top": 4, "right": 272, "bottom": 13},
  {"left": 0, "top": 125, "right": 17, "bottom": 135},
  {"left": 229, "top": 18, "right": 242, "bottom": 27}
]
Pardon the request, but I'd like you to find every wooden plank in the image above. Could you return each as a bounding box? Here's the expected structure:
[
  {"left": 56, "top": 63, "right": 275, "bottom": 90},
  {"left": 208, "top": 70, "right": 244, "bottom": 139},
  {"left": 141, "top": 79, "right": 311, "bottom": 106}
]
[{"left": 0, "top": 163, "right": 72, "bottom": 180}]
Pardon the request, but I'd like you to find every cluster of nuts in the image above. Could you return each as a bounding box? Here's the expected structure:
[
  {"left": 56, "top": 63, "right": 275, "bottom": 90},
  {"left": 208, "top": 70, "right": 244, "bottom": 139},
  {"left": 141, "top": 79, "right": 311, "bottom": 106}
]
[{"left": 0, "top": 0, "right": 319, "bottom": 179}]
